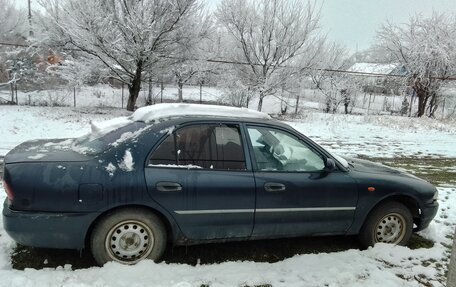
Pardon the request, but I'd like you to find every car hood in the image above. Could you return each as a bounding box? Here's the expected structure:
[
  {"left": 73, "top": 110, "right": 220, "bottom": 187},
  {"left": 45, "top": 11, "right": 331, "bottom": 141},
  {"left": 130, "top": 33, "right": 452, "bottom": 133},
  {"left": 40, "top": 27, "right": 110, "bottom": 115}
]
[
  {"left": 4, "top": 138, "right": 91, "bottom": 164},
  {"left": 346, "top": 157, "right": 423, "bottom": 180}
]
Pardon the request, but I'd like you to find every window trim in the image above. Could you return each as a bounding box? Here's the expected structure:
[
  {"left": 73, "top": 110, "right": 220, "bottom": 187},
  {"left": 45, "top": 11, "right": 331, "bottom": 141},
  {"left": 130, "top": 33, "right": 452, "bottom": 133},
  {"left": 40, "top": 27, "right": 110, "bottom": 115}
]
[{"left": 146, "top": 121, "right": 253, "bottom": 172}]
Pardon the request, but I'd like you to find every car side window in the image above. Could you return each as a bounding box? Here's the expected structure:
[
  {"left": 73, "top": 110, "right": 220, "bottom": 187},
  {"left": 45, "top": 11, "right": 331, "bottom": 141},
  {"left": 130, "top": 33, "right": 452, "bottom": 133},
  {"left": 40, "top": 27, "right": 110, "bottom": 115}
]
[
  {"left": 247, "top": 126, "right": 325, "bottom": 172},
  {"left": 149, "top": 124, "right": 246, "bottom": 170}
]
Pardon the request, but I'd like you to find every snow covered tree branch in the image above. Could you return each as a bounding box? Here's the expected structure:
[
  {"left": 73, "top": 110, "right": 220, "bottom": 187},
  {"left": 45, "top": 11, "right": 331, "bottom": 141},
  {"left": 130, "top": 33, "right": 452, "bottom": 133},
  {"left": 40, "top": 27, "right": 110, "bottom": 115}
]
[
  {"left": 39, "top": 0, "right": 201, "bottom": 111},
  {"left": 169, "top": 9, "right": 215, "bottom": 102},
  {"left": 376, "top": 13, "right": 456, "bottom": 117},
  {"left": 216, "top": 0, "right": 322, "bottom": 111},
  {"left": 0, "top": 0, "right": 27, "bottom": 42}
]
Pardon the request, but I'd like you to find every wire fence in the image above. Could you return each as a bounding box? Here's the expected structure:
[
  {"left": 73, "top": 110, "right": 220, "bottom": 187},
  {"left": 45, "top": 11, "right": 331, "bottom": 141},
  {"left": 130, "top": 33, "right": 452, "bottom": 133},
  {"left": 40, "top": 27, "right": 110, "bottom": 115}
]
[{"left": 2, "top": 81, "right": 453, "bottom": 120}]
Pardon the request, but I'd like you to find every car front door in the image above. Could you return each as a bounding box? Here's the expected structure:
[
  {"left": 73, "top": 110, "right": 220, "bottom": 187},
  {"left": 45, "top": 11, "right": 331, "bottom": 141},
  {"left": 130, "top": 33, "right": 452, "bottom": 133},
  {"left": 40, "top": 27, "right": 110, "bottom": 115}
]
[
  {"left": 144, "top": 123, "right": 255, "bottom": 240},
  {"left": 246, "top": 125, "right": 358, "bottom": 237}
]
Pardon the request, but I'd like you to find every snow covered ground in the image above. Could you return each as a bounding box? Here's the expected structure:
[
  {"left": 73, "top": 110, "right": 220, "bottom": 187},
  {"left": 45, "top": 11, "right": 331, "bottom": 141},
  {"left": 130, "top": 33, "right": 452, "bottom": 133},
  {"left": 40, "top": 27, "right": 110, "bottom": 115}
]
[
  {"left": 287, "top": 112, "right": 456, "bottom": 159},
  {"left": 1, "top": 104, "right": 455, "bottom": 158},
  {"left": 0, "top": 104, "right": 455, "bottom": 286}
]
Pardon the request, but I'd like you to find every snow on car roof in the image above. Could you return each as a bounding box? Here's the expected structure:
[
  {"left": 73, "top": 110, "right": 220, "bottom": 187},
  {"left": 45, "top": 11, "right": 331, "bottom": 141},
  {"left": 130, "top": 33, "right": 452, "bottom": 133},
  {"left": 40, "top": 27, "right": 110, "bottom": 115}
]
[
  {"left": 131, "top": 103, "right": 271, "bottom": 123},
  {"left": 89, "top": 103, "right": 270, "bottom": 140}
]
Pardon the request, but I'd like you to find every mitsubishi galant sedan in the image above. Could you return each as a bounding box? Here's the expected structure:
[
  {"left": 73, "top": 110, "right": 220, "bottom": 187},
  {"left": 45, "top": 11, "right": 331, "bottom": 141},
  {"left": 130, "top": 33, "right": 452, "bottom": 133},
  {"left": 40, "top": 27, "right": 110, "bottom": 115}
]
[{"left": 2, "top": 104, "right": 438, "bottom": 265}]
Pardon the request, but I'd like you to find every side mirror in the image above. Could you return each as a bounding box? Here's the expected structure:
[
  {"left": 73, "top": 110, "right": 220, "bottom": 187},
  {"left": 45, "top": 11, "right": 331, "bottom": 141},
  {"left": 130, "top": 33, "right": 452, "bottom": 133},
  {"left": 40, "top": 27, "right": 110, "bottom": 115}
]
[{"left": 324, "top": 158, "right": 336, "bottom": 172}]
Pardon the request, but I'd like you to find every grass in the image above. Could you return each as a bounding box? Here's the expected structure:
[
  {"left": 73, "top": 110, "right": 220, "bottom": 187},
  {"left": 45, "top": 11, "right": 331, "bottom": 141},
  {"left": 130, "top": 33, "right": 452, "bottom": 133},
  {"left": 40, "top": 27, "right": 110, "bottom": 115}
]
[{"left": 359, "top": 156, "right": 456, "bottom": 185}]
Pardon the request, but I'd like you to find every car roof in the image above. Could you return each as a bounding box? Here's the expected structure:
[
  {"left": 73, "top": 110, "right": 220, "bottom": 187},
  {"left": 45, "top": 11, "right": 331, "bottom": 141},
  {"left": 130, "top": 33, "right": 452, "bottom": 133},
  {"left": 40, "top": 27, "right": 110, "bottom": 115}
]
[
  {"left": 146, "top": 115, "right": 292, "bottom": 130},
  {"left": 131, "top": 103, "right": 271, "bottom": 123}
]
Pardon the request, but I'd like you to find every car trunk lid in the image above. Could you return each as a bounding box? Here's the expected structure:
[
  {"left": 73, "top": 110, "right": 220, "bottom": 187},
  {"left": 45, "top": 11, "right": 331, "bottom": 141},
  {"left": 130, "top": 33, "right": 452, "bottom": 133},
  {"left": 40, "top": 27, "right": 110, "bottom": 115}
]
[{"left": 4, "top": 139, "right": 91, "bottom": 164}]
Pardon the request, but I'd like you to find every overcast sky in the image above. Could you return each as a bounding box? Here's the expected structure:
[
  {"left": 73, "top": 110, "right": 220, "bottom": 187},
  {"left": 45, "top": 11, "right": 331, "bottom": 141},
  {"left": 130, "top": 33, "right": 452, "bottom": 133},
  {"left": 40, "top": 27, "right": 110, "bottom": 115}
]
[{"left": 17, "top": 0, "right": 456, "bottom": 52}]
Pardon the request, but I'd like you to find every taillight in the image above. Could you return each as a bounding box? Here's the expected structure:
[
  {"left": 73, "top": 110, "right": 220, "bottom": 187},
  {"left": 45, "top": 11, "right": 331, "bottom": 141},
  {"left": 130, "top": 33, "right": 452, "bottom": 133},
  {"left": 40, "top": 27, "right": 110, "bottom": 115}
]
[{"left": 2, "top": 180, "right": 14, "bottom": 201}]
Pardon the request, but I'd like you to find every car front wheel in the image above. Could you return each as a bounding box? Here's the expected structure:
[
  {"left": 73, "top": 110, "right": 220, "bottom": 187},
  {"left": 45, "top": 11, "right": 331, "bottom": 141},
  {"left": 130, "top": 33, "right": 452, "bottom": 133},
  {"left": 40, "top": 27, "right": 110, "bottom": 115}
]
[
  {"left": 90, "top": 208, "right": 167, "bottom": 265},
  {"left": 359, "top": 201, "right": 413, "bottom": 248}
]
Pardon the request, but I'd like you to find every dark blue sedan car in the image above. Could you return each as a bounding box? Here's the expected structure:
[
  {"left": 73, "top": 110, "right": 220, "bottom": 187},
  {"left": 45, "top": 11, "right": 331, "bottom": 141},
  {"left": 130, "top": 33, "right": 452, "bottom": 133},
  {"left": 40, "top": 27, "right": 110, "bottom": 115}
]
[{"left": 2, "top": 104, "right": 438, "bottom": 265}]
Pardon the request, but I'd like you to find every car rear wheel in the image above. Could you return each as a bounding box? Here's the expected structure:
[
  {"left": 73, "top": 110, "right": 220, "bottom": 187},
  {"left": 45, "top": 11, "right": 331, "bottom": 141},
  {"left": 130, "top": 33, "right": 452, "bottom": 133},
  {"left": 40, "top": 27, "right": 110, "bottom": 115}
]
[
  {"left": 90, "top": 208, "right": 166, "bottom": 265},
  {"left": 359, "top": 202, "right": 413, "bottom": 248}
]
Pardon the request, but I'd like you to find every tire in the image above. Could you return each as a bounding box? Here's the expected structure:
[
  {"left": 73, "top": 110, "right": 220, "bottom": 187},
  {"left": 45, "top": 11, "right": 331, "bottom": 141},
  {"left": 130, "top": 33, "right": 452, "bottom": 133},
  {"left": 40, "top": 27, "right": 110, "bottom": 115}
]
[
  {"left": 359, "top": 201, "right": 413, "bottom": 248},
  {"left": 90, "top": 207, "right": 167, "bottom": 266}
]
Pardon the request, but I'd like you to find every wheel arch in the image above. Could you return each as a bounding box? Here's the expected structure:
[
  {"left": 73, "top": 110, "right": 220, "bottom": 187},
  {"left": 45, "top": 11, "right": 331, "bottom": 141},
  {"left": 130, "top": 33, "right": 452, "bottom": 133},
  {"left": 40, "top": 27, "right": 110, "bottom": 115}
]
[
  {"left": 361, "top": 194, "right": 420, "bottom": 231},
  {"left": 84, "top": 204, "right": 176, "bottom": 249}
]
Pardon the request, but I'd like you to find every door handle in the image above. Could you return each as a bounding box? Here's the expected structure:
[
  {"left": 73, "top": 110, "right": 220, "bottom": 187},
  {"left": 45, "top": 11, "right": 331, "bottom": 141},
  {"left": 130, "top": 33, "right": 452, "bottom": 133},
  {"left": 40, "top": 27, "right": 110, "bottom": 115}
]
[
  {"left": 156, "top": 182, "right": 182, "bottom": 192},
  {"left": 264, "top": 182, "right": 286, "bottom": 192}
]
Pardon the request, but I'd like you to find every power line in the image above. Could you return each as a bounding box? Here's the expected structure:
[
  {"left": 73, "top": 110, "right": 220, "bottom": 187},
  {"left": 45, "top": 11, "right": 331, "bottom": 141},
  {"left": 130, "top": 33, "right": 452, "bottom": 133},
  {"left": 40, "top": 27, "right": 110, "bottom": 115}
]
[{"left": 1, "top": 41, "right": 455, "bottom": 81}]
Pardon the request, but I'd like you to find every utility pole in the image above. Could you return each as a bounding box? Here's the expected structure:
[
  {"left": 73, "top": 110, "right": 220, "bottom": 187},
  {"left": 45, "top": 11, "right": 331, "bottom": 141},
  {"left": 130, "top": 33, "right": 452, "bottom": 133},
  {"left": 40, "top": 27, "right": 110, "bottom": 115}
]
[{"left": 27, "top": 0, "right": 33, "bottom": 37}]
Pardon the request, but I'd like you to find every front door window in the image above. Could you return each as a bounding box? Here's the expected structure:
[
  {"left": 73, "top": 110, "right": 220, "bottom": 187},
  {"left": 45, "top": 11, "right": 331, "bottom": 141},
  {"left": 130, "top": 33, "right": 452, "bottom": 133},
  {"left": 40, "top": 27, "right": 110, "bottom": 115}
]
[{"left": 247, "top": 127, "right": 325, "bottom": 172}]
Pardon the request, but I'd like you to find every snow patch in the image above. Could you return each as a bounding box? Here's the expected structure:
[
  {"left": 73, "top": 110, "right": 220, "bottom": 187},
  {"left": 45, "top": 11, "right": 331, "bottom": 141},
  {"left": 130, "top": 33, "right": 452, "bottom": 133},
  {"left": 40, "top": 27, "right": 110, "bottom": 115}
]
[
  {"left": 110, "top": 127, "right": 150, "bottom": 147},
  {"left": 89, "top": 117, "right": 133, "bottom": 140},
  {"left": 131, "top": 103, "right": 271, "bottom": 123},
  {"left": 105, "top": 163, "right": 117, "bottom": 177},
  {"left": 159, "top": 126, "right": 175, "bottom": 135},
  {"left": 118, "top": 149, "right": 134, "bottom": 172},
  {"left": 27, "top": 153, "right": 46, "bottom": 160},
  {"left": 149, "top": 164, "right": 203, "bottom": 169}
]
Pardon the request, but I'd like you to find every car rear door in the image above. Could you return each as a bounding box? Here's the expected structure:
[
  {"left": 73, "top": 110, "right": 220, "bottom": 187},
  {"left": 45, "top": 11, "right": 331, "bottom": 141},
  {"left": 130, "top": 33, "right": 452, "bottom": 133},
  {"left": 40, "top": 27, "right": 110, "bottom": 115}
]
[
  {"left": 144, "top": 122, "right": 256, "bottom": 240},
  {"left": 246, "top": 125, "right": 358, "bottom": 237}
]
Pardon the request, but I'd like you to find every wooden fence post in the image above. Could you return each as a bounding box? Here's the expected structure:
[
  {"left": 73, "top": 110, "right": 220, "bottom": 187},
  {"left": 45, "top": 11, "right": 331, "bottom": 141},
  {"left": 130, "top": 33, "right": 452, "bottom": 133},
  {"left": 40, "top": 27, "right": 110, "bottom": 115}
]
[
  {"left": 442, "top": 98, "right": 446, "bottom": 120},
  {"left": 295, "top": 95, "right": 300, "bottom": 115},
  {"left": 9, "top": 83, "right": 14, "bottom": 103},
  {"left": 367, "top": 93, "right": 372, "bottom": 115},
  {"left": 160, "top": 81, "right": 164, "bottom": 103},
  {"left": 121, "top": 83, "right": 124, "bottom": 109}
]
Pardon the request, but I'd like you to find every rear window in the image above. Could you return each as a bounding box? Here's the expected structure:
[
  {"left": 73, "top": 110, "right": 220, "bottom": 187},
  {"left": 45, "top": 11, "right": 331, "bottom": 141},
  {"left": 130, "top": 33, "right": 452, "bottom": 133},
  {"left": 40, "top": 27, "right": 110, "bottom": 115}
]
[{"left": 75, "top": 122, "right": 147, "bottom": 154}]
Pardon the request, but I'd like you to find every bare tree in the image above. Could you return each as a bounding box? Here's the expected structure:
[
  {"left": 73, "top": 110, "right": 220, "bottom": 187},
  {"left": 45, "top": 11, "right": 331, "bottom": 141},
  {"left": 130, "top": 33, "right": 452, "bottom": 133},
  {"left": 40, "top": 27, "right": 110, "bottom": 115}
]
[
  {"left": 377, "top": 13, "right": 456, "bottom": 117},
  {"left": 216, "top": 0, "right": 322, "bottom": 111},
  {"left": 0, "top": 0, "right": 27, "bottom": 88},
  {"left": 169, "top": 11, "right": 214, "bottom": 102},
  {"left": 310, "top": 42, "right": 347, "bottom": 91},
  {"left": 0, "top": 0, "right": 26, "bottom": 42},
  {"left": 39, "top": 0, "right": 200, "bottom": 111},
  {"left": 310, "top": 42, "right": 361, "bottom": 114}
]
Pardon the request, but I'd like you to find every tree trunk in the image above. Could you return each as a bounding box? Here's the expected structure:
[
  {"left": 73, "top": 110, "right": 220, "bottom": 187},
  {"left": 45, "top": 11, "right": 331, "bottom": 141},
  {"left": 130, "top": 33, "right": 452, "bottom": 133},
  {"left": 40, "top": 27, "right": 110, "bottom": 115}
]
[
  {"left": 10, "top": 83, "right": 14, "bottom": 103},
  {"left": 178, "top": 81, "right": 184, "bottom": 102},
  {"left": 257, "top": 90, "right": 265, "bottom": 111},
  {"left": 412, "top": 76, "right": 435, "bottom": 118},
  {"left": 427, "top": 92, "right": 438, "bottom": 118},
  {"left": 126, "top": 62, "right": 143, "bottom": 111},
  {"left": 416, "top": 89, "right": 430, "bottom": 117},
  {"left": 147, "top": 75, "right": 153, "bottom": 105},
  {"left": 417, "top": 92, "right": 425, "bottom": 117}
]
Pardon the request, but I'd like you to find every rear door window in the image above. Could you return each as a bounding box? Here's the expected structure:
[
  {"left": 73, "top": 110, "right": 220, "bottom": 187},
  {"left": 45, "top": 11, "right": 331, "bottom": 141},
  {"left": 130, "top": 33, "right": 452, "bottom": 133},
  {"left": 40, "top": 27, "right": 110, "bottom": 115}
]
[{"left": 149, "top": 124, "right": 246, "bottom": 170}]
